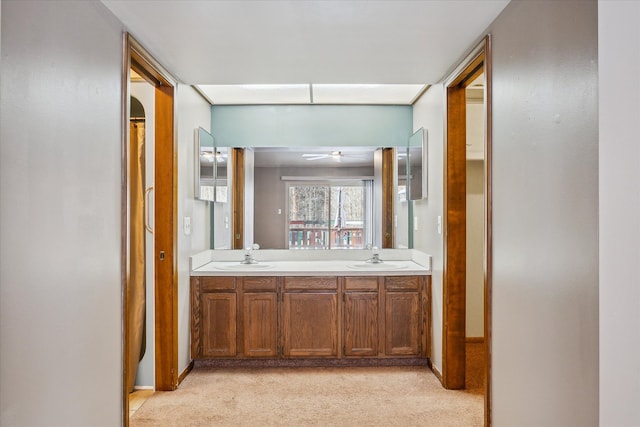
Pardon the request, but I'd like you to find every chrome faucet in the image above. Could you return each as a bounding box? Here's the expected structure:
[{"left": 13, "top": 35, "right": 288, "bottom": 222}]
[
  {"left": 241, "top": 243, "right": 260, "bottom": 264},
  {"left": 366, "top": 245, "right": 383, "bottom": 264}
]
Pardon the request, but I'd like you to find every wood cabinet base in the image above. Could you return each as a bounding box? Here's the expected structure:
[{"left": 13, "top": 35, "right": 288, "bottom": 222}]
[
  {"left": 194, "top": 357, "right": 429, "bottom": 369},
  {"left": 191, "top": 275, "right": 431, "bottom": 362}
]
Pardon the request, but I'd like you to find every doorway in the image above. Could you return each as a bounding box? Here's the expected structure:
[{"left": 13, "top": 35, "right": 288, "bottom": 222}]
[
  {"left": 442, "top": 35, "right": 492, "bottom": 424},
  {"left": 122, "top": 34, "right": 178, "bottom": 426},
  {"left": 129, "top": 76, "right": 156, "bottom": 393}
]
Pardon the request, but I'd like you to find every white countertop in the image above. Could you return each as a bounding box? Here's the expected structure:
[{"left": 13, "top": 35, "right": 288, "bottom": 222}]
[
  {"left": 190, "top": 249, "right": 431, "bottom": 277},
  {"left": 192, "top": 259, "right": 429, "bottom": 276}
]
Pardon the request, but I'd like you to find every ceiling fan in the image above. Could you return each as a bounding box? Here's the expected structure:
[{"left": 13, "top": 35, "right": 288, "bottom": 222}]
[{"left": 301, "top": 151, "right": 365, "bottom": 162}]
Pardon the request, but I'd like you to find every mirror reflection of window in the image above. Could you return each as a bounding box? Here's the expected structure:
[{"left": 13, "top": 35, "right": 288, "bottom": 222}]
[{"left": 287, "top": 182, "right": 371, "bottom": 249}]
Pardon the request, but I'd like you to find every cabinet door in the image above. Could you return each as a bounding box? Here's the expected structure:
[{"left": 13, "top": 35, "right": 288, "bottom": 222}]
[
  {"left": 202, "top": 293, "right": 236, "bottom": 357},
  {"left": 283, "top": 292, "right": 338, "bottom": 357},
  {"left": 385, "top": 292, "right": 420, "bottom": 356},
  {"left": 242, "top": 292, "right": 277, "bottom": 357},
  {"left": 344, "top": 292, "right": 379, "bottom": 356}
]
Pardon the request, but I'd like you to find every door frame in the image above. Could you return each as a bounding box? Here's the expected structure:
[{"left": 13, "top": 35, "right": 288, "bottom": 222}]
[
  {"left": 122, "top": 33, "right": 179, "bottom": 426},
  {"left": 442, "top": 35, "right": 492, "bottom": 424},
  {"left": 231, "top": 147, "right": 245, "bottom": 249}
]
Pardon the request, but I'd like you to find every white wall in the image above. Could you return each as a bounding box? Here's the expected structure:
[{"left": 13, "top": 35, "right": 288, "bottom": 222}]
[
  {"left": 412, "top": 84, "right": 445, "bottom": 373},
  {"left": 488, "top": 1, "right": 599, "bottom": 425},
  {"left": 395, "top": 198, "right": 410, "bottom": 249},
  {"left": 598, "top": 2, "right": 640, "bottom": 426},
  {"left": 177, "top": 85, "right": 212, "bottom": 375},
  {"left": 0, "top": 1, "right": 123, "bottom": 425}
]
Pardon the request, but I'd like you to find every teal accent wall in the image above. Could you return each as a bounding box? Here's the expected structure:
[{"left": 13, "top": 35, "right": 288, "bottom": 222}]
[{"left": 211, "top": 105, "right": 412, "bottom": 147}]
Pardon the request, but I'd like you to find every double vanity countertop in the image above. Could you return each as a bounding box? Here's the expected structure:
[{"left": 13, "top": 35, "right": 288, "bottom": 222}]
[{"left": 190, "top": 249, "right": 431, "bottom": 277}]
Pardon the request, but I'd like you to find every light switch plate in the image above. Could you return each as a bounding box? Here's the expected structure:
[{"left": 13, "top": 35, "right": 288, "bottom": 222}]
[{"left": 184, "top": 216, "right": 191, "bottom": 235}]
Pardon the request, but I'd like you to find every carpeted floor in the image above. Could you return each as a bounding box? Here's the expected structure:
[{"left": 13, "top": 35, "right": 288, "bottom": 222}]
[
  {"left": 131, "top": 353, "right": 485, "bottom": 427},
  {"left": 131, "top": 343, "right": 485, "bottom": 426}
]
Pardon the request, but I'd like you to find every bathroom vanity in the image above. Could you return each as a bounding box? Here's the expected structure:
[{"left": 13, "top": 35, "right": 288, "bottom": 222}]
[{"left": 190, "top": 250, "right": 431, "bottom": 365}]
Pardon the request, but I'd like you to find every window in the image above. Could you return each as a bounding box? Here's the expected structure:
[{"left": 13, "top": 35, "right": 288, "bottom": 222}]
[{"left": 287, "top": 181, "right": 372, "bottom": 249}]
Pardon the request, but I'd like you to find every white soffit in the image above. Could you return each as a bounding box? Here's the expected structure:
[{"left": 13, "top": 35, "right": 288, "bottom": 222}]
[
  {"left": 199, "top": 84, "right": 310, "bottom": 104},
  {"left": 199, "top": 84, "right": 425, "bottom": 105},
  {"left": 312, "top": 84, "right": 425, "bottom": 104}
]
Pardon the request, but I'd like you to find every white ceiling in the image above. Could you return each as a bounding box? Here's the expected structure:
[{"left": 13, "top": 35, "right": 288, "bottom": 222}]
[{"left": 102, "top": 0, "right": 509, "bottom": 86}]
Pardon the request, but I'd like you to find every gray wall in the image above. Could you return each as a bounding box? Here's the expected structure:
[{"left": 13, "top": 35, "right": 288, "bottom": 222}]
[
  {"left": 488, "top": 1, "right": 599, "bottom": 425},
  {"left": 598, "top": 1, "right": 640, "bottom": 425},
  {"left": 0, "top": 1, "right": 123, "bottom": 425}
]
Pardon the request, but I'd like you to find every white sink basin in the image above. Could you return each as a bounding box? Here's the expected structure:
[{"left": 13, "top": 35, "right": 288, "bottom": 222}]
[
  {"left": 347, "top": 262, "right": 407, "bottom": 270},
  {"left": 215, "top": 263, "right": 274, "bottom": 270}
]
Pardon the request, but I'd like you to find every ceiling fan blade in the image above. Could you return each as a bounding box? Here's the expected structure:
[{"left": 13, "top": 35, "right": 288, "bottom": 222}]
[{"left": 303, "top": 155, "right": 328, "bottom": 161}]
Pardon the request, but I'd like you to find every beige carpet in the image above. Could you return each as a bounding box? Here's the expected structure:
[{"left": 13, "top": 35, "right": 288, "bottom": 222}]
[{"left": 131, "top": 365, "right": 483, "bottom": 427}]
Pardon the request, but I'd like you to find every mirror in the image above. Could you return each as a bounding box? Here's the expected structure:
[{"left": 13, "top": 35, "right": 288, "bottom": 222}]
[
  {"left": 195, "top": 127, "right": 227, "bottom": 202},
  {"left": 408, "top": 128, "right": 426, "bottom": 200},
  {"left": 195, "top": 131, "right": 416, "bottom": 250},
  {"left": 395, "top": 146, "right": 410, "bottom": 249}
]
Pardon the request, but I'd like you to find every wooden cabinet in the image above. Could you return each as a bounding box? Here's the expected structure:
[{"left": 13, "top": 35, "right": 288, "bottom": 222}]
[
  {"left": 283, "top": 292, "right": 338, "bottom": 357},
  {"left": 385, "top": 292, "right": 420, "bottom": 356},
  {"left": 201, "top": 292, "right": 237, "bottom": 357},
  {"left": 344, "top": 277, "right": 379, "bottom": 357},
  {"left": 344, "top": 292, "right": 379, "bottom": 356},
  {"left": 191, "top": 274, "right": 429, "bottom": 362},
  {"left": 192, "top": 276, "right": 237, "bottom": 358},
  {"left": 283, "top": 277, "right": 338, "bottom": 357},
  {"left": 384, "top": 276, "right": 421, "bottom": 356},
  {"left": 241, "top": 277, "right": 278, "bottom": 357}
]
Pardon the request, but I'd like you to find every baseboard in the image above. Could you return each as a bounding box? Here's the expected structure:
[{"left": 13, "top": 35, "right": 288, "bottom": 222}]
[
  {"left": 178, "top": 360, "right": 194, "bottom": 385},
  {"left": 194, "top": 358, "right": 429, "bottom": 369},
  {"left": 466, "top": 337, "right": 485, "bottom": 344},
  {"left": 132, "top": 385, "right": 154, "bottom": 391},
  {"left": 429, "top": 361, "right": 444, "bottom": 385}
]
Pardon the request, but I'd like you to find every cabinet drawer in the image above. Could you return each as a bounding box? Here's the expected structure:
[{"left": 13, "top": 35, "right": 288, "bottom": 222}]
[
  {"left": 344, "top": 276, "right": 379, "bottom": 291},
  {"left": 200, "top": 276, "right": 236, "bottom": 291},
  {"left": 242, "top": 277, "right": 277, "bottom": 292},
  {"left": 384, "top": 276, "right": 420, "bottom": 291},
  {"left": 284, "top": 276, "right": 338, "bottom": 291}
]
